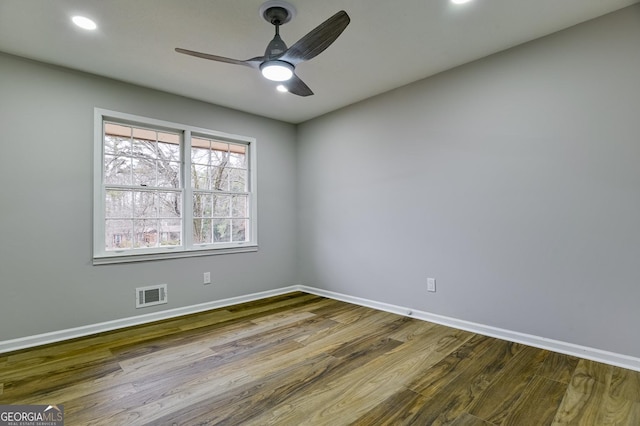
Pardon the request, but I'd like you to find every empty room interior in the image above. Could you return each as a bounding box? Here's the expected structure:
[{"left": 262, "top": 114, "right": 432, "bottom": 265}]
[{"left": 1, "top": 0, "right": 640, "bottom": 424}]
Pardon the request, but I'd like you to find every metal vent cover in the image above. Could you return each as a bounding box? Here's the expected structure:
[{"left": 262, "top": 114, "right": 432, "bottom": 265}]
[{"left": 136, "top": 284, "right": 168, "bottom": 308}]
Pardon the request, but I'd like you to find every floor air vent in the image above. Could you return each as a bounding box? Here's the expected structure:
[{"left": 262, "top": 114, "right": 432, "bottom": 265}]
[{"left": 136, "top": 284, "right": 168, "bottom": 308}]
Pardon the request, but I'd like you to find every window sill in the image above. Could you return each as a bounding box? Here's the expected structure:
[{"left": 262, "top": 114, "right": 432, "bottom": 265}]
[{"left": 93, "top": 245, "right": 258, "bottom": 265}]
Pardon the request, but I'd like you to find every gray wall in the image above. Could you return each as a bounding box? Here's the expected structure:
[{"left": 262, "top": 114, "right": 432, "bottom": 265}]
[
  {"left": 2, "top": 5, "right": 640, "bottom": 360},
  {"left": 297, "top": 5, "right": 640, "bottom": 358},
  {"left": 0, "top": 53, "right": 298, "bottom": 341}
]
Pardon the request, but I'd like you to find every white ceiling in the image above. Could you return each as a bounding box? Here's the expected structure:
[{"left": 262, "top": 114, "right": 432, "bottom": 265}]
[{"left": 1, "top": 0, "right": 638, "bottom": 123}]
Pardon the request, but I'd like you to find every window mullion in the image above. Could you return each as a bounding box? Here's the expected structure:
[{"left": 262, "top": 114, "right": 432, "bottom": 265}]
[{"left": 183, "top": 130, "right": 194, "bottom": 249}]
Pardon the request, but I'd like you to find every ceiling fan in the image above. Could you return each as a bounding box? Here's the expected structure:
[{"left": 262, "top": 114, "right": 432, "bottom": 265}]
[{"left": 175, "top": 0, "right": 350, "bottom": 97}]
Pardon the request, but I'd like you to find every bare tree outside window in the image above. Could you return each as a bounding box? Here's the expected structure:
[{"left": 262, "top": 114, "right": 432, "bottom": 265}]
[
  {"left": 104, "top": 123, "right": 182, "bottom": 250},
  {"left": 95, "top": 110, "right": 255, "bottom": 262},
  {"left": 191, "top": 137, "right": 249, "bottom": 245}
]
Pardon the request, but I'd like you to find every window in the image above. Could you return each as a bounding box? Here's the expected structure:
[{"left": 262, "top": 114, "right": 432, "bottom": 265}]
[
  {"left": 93, "top": 109, "right": 257, "bottom": 264},
  {"left": 191, "top": 136, "right": 249, "bottom": 245}
]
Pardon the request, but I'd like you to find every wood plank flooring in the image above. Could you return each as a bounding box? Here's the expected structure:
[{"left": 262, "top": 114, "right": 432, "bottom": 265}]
[{"left": 1, "top": 292, "right": 639, "bottom": 425}]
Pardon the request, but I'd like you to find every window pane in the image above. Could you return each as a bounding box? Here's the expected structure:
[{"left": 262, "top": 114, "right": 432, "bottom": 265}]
[
  {"left": 158, "top": 131, "right": 180, "bottom": 144},
  {"left": 193, "top": 218, "right": 211, "bottom": 244},
  {"left": 229, "top": 169, "right": 247, "bottom": 192},
  {"left": 213, "top": 219, "right": 230, "bottom": 243},
  {"left": 229, "top": 145, "right": 246, "bottom": 168},
  {"left": 212, "top": 167, "right": 229, "bottom": 191},
  {"left": 157, "top": 160, "right": 180, "bottom": 188},
  {"left": 193, "top": 192, "right": 211, "bottom": 218},
  {"left": 191, "top": 147, "right": 210, "bottom": 165},
  {"left": 133, "top": 191, "right": 156, "bottom": 218},
  {"left": 191, "top": 164, "right": 210, "bottom": 190},
  {"left": 105, "top": 135, "right": 130, "bottom": 156},
  {"left": 132, "top": 138, "right": 157, "bottom": 159},
  {"left": 134, "top": 219, "right": 158, "bottom": 248},
  {"left": 158, "top": 143, "right": 180, "bottom": 163},
  {"left": 213, "top": 194, "right": 230, "bottom": 217},
  {"left": 158, "top": 191, "right": 181, "bottom": 218},
  {"left": 105, "top": 122, "right": 131, "bottom": 135},
  {"left": 104, "top": 155, "right": 132, "bottom": 185},
  {"left": 159, "top": 219, "right": 181, "bottom": 246},
  {"left": 230, "top": 143, "right": 246, "bottom": 154},
  {"left": 191, "top": 137, "right": 211, "bottom": 149},
  {"left": 106, "top": 190, "right": 132, "bottom": 218},
  {"left": 133, "top": 157, "right": 156, "bottom": 187},
  {"left": 104, "top": 123, "right": 132, "bottom": 150},
  {"left": 132, "top": 127, "right": 157, "bottom": 141},
  {"left": 105, "top": 219, "right": 132, "bottom": 250},
  {"left": 232, "top": 219, "right": 248, "bottom": 242},
  {"left": 232, "top": 196, "right": 247, "bottom": 218},
  {"left": 211, "top": 143, "right": 230, "bottom": 166}
]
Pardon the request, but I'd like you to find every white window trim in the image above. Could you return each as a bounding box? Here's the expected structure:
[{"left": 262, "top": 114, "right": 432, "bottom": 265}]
[{"left": 93, "top": 108, "right": 258, "bottom": 265}]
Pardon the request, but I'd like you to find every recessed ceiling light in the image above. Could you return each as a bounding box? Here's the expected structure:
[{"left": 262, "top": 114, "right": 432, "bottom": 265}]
[
  {"left": 451, "top": 0, "right": 473, "bottom": 4},
  {"left": 72, "top": 16, "right": 97, "bottom": 30},
  {"left": 276, "top": 85, "right": 289, "bottom": 93}
]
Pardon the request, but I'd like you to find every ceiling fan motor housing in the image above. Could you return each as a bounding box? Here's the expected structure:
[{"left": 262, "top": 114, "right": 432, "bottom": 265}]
[{"left": 265, "top": 35, "right": 288, "bottom": 58}]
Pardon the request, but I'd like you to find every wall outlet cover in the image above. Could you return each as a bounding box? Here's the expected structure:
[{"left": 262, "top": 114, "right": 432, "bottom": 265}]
[{"left": 427, "top": 277, "right": 436, "bottom": 292}]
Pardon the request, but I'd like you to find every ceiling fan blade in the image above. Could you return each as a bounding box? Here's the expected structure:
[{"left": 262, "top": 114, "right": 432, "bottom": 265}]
[
  {"left": 175, "top": 48, "right": 264, "bottom": 69},
  {"left": 283, "top": 74, "right": 314, "bottom": 97},
  {"left": 279, "top": 10, "right": 350, "bottom": 65}
]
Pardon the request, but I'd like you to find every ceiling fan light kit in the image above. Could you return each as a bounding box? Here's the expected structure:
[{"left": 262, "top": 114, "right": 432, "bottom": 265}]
[
  {"left": 175, "top": 0, "right": 350, "bottom": 97},
  {"left": 260, "top": 60, "right": 294, "bottom": 81}
]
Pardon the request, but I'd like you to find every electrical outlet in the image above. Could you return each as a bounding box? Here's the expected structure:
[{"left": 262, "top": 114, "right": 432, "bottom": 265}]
[
  {"left": 203, "top": 272, "right": 211, "bottom": 285},
  {"left": 427, "top": 277, "right": 436, "bottom": 292}
]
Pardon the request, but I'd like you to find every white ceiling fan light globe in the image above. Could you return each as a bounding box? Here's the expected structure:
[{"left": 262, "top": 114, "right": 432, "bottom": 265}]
[{"left": 260, "top": 61, "right": 294, "bottom": 81}]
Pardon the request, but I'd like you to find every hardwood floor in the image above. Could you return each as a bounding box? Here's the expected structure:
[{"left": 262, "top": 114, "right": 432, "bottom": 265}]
[{"left": 1, "top": 292, "right": 639, "bottom": 425}]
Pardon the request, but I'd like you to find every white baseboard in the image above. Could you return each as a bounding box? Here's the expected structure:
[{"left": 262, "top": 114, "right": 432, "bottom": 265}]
[
  {"left": 298, "top": 285, "right": 640, "bottom": 373},
  {"left": 2, "top": 284, "right": 639, "bottom": 373},
  {"left": 0, "top": 286, "right": 299, "bottom": 354}
]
